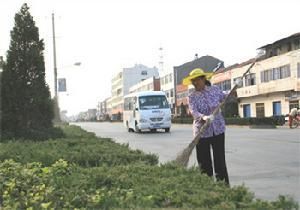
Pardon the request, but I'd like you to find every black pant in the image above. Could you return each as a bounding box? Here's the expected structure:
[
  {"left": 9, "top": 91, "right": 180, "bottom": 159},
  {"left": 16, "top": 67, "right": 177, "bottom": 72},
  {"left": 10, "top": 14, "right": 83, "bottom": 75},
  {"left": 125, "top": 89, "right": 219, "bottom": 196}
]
[{"left": 196, "top": 133, "right": 229, "bottom": 185}]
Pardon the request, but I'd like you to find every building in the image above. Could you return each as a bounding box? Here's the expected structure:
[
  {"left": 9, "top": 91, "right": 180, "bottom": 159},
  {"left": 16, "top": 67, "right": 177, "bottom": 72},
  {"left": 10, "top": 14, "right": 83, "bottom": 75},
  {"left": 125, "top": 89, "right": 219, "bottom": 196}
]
[
  {"left": 106, "top": 97, "right": 113, "bottom": 119},
  {"left": 129, "top": 76, "right": 160, "bottom": 93},
  {"left": 159, "top": 70, "right": 175, "bottom": 113},
  {"left": 225, "top": 33, "right": 300, "bottom": 118},
  {"left": 211, "top": 62, "right": 252, "bottom": 117},
  {"left": 174, "top": 55, "right": 224, "bottom": 115},
  {"left": 97, "top": 97, "right": 110, "bottom": 121},
  {"left": 87, "top": 109, "right": 97, "bottom": 121},
  {"left": 110, "top": 64, "right": 159, "bottom": 120}
]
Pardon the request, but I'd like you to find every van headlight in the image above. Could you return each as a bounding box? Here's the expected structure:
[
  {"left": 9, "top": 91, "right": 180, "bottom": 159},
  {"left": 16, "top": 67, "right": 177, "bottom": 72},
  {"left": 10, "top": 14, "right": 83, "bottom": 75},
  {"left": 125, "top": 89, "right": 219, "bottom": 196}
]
[
  {"left": 166, "top": 116, "right": 171, "bottom": 121},
  {"left": 139, "top": 118, "right": 147, "bottom": 123}
]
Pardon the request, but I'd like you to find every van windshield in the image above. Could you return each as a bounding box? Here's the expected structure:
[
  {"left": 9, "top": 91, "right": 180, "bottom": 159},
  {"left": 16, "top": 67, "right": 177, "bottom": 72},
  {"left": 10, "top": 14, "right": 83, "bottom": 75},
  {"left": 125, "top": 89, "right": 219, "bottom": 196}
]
[{"left": 139, "top": 95, "right": 169, "bottom": 110}]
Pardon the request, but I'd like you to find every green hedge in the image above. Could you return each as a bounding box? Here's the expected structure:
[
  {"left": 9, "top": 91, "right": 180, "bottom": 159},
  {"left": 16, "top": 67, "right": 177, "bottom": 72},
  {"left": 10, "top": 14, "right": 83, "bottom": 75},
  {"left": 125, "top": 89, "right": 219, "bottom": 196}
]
[
  {"left": 0, "top": 125, "right": 158, "bottom": 167},
  {"left": 0, "top": 125, "right": 298, "bottom": 209},
  {"left": 172, "top": 117, "right": 193, "bottom": 124},
  {"left": 0, "top": 159, "right": 298, "bottom": 209},
  {"left": 172, "top": 116, "right": 286, "bottom": 126},
  {"left": 0, "top": 126, "right": 65, "bottom": 141}
]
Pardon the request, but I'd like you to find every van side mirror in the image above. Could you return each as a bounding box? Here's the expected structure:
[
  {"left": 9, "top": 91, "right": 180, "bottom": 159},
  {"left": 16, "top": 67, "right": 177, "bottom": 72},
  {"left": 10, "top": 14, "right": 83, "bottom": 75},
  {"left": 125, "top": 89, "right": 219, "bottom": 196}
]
[{"left": 135, "top": 107, "right": 138, "bottom": 111}]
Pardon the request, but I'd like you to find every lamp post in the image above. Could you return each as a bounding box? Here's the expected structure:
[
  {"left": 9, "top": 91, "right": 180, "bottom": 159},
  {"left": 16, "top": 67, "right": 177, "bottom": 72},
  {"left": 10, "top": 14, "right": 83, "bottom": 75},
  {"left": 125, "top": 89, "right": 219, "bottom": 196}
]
[
  {"left": 52, "top": 12, "right": 81, "bottom": 122},
  {"left": 52, "top": 13, "right": 61, "bottom": 122}
]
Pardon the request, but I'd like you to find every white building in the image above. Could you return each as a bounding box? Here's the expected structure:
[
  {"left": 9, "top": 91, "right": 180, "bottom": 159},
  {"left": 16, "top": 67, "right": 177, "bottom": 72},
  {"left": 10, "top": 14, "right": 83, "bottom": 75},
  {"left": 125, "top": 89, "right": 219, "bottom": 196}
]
[
  {"left": 110, "top": 64, "right": 159, "bottom": 120},
  {"left": 129, "top": 76, "right": 160, "bottom": 93},
  {"left": 159, "top": 70, "right": 175, "bottom": 112}
]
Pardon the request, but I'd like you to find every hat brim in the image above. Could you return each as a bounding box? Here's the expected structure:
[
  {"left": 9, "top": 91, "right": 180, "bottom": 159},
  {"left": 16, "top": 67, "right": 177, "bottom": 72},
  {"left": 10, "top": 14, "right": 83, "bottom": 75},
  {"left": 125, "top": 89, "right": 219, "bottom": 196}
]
[{"left": 182, "top": 73, "right": 214, "bottom": 86}]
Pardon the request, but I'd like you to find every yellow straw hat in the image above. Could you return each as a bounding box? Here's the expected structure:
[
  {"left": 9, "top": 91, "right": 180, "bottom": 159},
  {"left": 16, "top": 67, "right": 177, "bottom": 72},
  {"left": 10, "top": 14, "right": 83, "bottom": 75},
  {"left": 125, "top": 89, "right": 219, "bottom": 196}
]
[{"left": 182, "top": 68, "right": 214, "bottom": 86}]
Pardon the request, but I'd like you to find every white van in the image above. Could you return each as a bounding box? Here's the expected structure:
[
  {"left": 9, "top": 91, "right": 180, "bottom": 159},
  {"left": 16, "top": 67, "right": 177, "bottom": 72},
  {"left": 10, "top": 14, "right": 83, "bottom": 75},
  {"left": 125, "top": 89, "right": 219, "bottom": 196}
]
[{"left": 123, "top": 91, "right": 172, "bottom": 133}]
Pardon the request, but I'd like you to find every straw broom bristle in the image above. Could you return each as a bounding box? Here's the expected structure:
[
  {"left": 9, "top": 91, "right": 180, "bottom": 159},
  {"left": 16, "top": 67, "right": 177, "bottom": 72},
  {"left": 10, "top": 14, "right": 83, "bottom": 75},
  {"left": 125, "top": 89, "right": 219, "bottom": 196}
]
[{"left": 175, "top": 140, "right": 198, "bottom": 167}]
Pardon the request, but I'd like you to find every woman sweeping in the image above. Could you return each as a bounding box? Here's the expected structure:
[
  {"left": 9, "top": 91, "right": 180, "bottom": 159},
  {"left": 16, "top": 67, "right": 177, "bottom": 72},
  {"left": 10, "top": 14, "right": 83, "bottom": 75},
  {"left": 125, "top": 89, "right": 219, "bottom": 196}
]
[{"left": 182, "top": 68, "right": 229, "bottom": 185}]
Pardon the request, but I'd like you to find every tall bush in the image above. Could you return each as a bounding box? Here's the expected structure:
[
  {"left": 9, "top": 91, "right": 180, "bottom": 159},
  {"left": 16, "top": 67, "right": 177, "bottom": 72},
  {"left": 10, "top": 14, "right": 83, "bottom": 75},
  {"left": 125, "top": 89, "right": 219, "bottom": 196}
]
[{"left": 1, "top": 4, "right": 55, "bottom": 140}]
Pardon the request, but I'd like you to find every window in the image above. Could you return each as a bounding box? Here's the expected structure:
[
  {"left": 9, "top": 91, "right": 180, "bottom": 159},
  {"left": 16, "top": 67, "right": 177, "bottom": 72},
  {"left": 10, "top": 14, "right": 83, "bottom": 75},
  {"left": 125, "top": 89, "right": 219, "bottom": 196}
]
[
  {"left": 273, "top": 101, "right": 281, "bottom": 116},
  {"left": 276, "top": 46, "right": 281, "bottom": 55},
  {"left": 294, "top": 39, "right": 300, "bottom": 50},
  {"left": 141, "top": 70, "right": 147, "bottom": 75},
  {"left": 289, "top": 100, "right": 299, "bottom": 110},
  {"left": 261, "top": 64, "right": 290, "bottom": 83},
  {"left": 273, "top": 68, "right": 280, "bottom": 80},
  {"left": 139, "top": 95, "right": 169, "bottom": 110},
  {"left": 117, "top": 88, "right": 122, "bottom": 95},
  {"left": 280, "top": 65, "right": 290, "bottom": 78},
  {"left": 170, "top": 89, "right": 174, "bottom": 97},
  {"left": 215, "top": 80, "right": 231, "bottom": 91},
  {"left": 233, "top": 77, "right": 243, "bottom": 88},
  {"left": 166, "top": 91, "right": 169, "bottom": 98},
  {"left": 256, "top": 103, "right": 265, "bottom": 118},
  {"left": 124, "top": 97, "right": 136, "bottom": 110},
  {"left": 245, "top": 73, "right": 256, "bottom": 86},
  {"left": 243, "top": 104, "right": 251, "bottom": 118},
  {"left": 287, "top": 42, "right": 292, "bottom": 51}
]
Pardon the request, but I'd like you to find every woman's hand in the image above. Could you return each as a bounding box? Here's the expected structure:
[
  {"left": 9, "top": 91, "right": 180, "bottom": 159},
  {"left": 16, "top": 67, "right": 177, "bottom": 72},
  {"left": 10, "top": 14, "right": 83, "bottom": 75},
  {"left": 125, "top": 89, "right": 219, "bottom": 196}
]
[{"left": 202, "top": 115, "right": 214, "bottom": 122}]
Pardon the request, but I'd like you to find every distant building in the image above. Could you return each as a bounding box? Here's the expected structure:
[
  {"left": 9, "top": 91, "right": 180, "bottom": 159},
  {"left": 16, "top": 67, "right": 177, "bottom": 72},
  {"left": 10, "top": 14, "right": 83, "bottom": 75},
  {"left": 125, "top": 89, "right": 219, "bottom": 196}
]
[
  {"left": 106, "top": 97, "right": 113, "bottom": 119},
  {"left": 174, "top": 55, "right": 224, "bottom": 115},
  {"left": 97, "top": 97, "right": 110, "bottom": 121},
  {"left": 129, "top": 76, "right": 160, "bottom": 93},
  {"left": 110, "top": 64, "right": 159, "bottom": 120},
  {"left": 159, "top": 70, "right": 175, "bottom": 113},
  {"left": 213, "top": 33, "right": 300, "bottom": 118},
  {"left": 87, "top": 109, "right": 97, "bottom": 121}
]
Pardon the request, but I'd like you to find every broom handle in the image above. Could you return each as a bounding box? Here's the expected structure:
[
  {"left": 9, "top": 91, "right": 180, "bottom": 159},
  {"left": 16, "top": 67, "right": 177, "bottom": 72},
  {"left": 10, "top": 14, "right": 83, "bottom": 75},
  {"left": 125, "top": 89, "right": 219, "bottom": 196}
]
[{"left": 188, "top": 61, "right": 256, "bottom": 148}]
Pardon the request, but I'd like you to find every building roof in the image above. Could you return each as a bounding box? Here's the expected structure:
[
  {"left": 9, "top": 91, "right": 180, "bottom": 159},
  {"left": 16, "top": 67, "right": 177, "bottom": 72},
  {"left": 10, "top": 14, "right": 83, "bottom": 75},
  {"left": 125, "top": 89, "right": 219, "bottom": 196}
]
[
  {"left": 257, "top": 32, "right": 300, "bottom": 49},
  {"left": 174, "top": 55, "right": 224, "bottom": 72},
  {"left": 215, "top": 58, "right": 256, "bottom": 74}
]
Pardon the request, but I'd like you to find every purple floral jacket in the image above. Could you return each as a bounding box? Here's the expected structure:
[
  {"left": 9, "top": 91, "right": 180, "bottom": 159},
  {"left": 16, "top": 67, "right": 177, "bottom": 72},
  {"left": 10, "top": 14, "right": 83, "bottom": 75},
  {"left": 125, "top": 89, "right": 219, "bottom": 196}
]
[{"left": 188, "top": 85, "right": 226, "bottom": 138}]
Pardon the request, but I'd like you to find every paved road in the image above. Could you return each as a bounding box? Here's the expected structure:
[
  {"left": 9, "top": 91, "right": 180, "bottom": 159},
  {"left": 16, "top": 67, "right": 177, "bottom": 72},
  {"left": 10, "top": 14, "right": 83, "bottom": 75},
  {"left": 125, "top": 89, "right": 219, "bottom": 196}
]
[{"left": 74, "top": 122, "right": 300, "bottom": 202}]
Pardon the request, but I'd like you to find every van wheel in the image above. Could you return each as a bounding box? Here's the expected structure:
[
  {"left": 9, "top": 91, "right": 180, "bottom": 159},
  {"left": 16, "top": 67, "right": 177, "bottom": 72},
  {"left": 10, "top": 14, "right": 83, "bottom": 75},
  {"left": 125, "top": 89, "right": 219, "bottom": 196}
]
[
  {"left": 135, "top": 122, "right": 141, "bottom": 133},
  {"left": 165, "top": 128, "right": 170, "bottom": 133},
  {"left": 126, "top": 121, "right": 131, "bottom": 132}
]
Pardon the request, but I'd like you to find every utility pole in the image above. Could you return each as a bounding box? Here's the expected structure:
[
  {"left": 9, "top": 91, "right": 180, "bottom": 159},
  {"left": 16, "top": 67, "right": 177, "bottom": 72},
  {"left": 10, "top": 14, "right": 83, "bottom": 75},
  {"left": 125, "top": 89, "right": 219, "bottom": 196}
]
[
  {"left": 52, "top": 13, "right": 60, "bottom": 122},
  {"left": 158, "top": 46, "right": 164, "bottom": 75},
  {"left": 52, "top": 13, "right": 58, "bottom": 99}
]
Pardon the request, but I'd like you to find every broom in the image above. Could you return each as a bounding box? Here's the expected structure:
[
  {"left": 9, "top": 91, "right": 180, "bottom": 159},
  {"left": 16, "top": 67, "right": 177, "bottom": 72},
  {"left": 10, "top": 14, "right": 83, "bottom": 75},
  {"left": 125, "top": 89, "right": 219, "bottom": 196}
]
[{"left": 175, "top": 60, "right": 257, "bottom": 167}]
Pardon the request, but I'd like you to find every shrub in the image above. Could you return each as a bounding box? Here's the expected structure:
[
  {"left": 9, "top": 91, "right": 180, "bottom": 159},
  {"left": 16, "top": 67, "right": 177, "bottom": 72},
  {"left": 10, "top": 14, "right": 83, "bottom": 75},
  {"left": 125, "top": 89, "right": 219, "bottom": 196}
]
[
  {"left": 0, "top": 160, "right": 298, "bottom": 209},
  {"left": 0, "top": 126, "right": 65, "bottom": 141},
  {"left": 0, "top": 125, "right": 158, "bottom": 167},
  {"left": 172, "top": 116, "right": 286, "bottom": 126},
  {"left": 172, "top": 117, "right": 193, "bottom": 124},
  {"left": 225, "top": 117, "right": 284, "bottom": 126},
  {"left": 225, "top": 117, "right": 251, "bottom": 125}
]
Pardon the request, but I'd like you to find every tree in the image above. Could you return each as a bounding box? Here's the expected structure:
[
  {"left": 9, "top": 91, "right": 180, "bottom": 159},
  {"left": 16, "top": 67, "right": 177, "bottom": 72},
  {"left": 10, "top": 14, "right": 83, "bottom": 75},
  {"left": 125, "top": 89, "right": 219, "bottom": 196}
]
[{"left": 1, "top": 3, "right": 55, "bottom": 139}]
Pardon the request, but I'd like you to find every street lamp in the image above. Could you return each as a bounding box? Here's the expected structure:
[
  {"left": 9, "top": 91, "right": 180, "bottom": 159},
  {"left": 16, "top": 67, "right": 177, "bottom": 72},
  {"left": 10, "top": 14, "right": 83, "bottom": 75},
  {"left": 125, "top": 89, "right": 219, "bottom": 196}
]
[{"left": 52, "top": 12, "right": 81, "bottom": 122}]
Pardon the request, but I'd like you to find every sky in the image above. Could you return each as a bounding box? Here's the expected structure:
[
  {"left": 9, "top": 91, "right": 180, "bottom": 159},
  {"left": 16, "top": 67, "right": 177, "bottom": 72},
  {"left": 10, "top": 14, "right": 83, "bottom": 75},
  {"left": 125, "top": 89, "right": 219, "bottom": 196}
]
[{"left": 1, "top": 0, "right": 300, "bottom": 116}]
